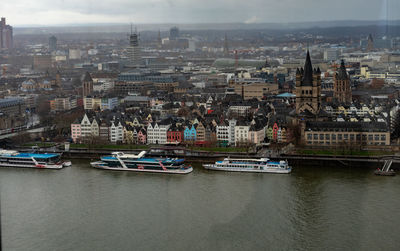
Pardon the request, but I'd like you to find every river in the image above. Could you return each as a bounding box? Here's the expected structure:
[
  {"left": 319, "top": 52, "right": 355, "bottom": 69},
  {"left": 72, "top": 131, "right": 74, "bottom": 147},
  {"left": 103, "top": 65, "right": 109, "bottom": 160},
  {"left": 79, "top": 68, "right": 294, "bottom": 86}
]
[{"left": 0, "top": 160, "right": 399, "bottom": 251}]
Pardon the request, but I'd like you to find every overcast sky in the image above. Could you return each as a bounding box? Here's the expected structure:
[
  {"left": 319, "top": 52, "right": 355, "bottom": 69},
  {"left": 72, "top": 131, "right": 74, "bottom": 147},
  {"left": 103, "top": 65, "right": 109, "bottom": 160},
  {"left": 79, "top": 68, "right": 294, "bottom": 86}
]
[{"left": 3, "top": 0, "right": 400, "bottom": 26}]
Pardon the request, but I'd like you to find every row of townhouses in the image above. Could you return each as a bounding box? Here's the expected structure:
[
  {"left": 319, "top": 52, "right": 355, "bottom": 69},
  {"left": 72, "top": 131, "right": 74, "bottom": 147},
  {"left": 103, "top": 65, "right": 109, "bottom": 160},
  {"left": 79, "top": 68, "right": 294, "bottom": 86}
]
[{"left": 70, "top": 113, "right": 290, "bottom": 146}]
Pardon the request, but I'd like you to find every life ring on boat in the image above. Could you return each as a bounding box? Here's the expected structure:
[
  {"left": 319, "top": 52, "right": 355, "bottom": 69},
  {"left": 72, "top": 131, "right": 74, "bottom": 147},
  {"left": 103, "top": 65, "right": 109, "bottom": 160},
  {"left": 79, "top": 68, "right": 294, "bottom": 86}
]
[{"left": 36, "top": 164, "right": 45, "bottom": 168}]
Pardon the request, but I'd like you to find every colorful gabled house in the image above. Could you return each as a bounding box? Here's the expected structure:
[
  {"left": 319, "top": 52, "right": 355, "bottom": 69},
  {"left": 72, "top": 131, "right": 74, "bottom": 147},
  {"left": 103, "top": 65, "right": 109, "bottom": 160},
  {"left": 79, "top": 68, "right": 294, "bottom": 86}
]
[
  {"left": 167, "top": 125, "right": 184, "bottom": 144},
  {"left": 123, "top": 125, "right": 135, "bottom": 144},
  {"left": 195, "top": 122, "right": 206, "bottom": 146},
  {"left": 205, "top": 123, "right": 217, "bottom": 146},
  {"left": 71, "top": 118, "right": 81, "bottom": 143},
  {"left": 184, "top": 124, "right": 197, "bottom": 142},
  {"left": 272, "top": 122, "right": 279, "bottom": 142}
]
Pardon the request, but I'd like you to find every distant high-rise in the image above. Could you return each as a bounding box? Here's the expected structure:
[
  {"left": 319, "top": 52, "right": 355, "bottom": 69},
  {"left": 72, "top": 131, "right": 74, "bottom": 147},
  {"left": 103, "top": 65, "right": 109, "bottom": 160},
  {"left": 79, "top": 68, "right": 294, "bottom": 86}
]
[
  {"left": 169, "top": 27, "right": 179, "bottom": 40},
  {"left": 366, "top": 34, "right": 374, "bottom": 52},
  {"left": 49, "top": 35, "right": 57, "bottom": 52},
  {"left": 0, "top": 17, "right": 13, "bottom": 50},
  {"left": 223, "top": 33, "right": 229, "bottom": 56},
  {"left": 157, "top": 30, "right": 162, "bottom": 48},
  {"left": 127, "top": 27, "right": 142, "bottom": 66},
  {"left": 333, "top": 60, "right": 352, "bottom": 104}
]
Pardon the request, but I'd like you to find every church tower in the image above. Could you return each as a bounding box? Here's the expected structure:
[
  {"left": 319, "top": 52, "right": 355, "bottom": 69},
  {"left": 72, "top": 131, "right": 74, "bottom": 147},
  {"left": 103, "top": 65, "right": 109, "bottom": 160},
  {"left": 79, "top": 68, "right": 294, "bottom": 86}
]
[
  {"left": 55, "top": 70, "right": 61, "bottom": 87},
  {"left": 82, "top": 71, "right": 93, "bottom": 97},
  {"left": 333, "top": 60, "right": 351, "bottom": 104},
  {"left": 295, "top": 50, "right": 321, "bottom": 115}
]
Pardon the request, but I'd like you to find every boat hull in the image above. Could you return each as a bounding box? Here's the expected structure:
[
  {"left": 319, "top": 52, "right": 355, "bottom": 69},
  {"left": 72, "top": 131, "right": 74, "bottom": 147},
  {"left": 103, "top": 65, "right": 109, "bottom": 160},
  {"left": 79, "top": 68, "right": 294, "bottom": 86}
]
[
  {"left": 63, "top": 161, "right": 72, "bottom": 167},
  {"left": 91, "top": 161, "right": 193, "bottom": 174},
  {"left": 203, "top": 164, "right": 291, "bottom": 174},
  {"left": 374, "top": 170, "right": 396, "bottom": 176},
  {"left": 0, "top": 162, "right": 63, "bottom": 169}
]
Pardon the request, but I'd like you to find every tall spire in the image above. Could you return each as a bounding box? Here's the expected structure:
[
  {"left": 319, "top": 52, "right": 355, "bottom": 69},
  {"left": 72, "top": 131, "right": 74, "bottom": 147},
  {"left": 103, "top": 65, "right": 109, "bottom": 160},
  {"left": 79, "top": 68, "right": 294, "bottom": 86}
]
[{"left": 301, "top": 50, "right": 313, "bottom": 86}]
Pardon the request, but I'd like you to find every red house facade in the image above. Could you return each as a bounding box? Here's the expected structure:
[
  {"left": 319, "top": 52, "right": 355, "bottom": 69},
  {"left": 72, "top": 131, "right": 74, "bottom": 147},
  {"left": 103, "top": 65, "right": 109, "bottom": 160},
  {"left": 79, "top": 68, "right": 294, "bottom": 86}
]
[{"left": 167, "top": 127, "right": 184, "bottom": 143}]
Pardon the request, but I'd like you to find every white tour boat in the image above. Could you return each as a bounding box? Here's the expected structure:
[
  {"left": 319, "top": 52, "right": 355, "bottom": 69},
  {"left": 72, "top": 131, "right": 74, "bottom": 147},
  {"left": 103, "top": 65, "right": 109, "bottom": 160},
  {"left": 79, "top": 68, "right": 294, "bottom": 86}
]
[{"left": 203, "top": 157, "right": 291, "bottom": 173}]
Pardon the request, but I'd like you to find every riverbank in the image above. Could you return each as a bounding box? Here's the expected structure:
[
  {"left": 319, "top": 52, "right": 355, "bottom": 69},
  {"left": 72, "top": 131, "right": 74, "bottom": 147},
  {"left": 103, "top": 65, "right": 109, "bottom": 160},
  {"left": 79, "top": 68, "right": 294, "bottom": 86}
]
[{"left": 14, "top": 145, "right": 400, "bottom": 169}]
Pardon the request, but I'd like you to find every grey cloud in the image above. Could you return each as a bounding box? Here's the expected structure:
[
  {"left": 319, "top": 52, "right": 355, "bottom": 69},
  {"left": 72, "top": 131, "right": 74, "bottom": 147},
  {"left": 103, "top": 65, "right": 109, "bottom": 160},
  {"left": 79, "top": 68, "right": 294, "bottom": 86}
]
[{"left": 4, "top": 0, "right": 400, "bottom": 25}]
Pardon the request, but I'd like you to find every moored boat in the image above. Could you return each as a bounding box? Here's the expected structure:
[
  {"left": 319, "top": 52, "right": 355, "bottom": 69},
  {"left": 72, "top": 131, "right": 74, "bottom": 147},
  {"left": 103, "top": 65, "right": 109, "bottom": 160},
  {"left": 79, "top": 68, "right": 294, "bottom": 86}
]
[
  {"left": 0, "top": 150, "right": 69, "bottom": 169},
  {"left": 90, "top": 151, "right": 193, "bottom": 174},
  {"left": 374, "top": 168, "right": 396, "bottom": 176},
  {"left": 203, "top": 157, "right": 291, "bottom": 174}
]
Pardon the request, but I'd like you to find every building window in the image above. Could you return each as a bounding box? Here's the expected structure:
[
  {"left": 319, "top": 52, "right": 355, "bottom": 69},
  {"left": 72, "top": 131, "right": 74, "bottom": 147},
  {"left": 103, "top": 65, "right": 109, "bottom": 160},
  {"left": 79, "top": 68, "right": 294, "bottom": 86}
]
[
  {"left": 338, "top": 134, "right": 342, "bottom": 140},
  {"left": 313, "top": 134, "right": 318, "bottom": 140},
  {"left": 319, "top": 134, "right": 324, "bottom": 140}
]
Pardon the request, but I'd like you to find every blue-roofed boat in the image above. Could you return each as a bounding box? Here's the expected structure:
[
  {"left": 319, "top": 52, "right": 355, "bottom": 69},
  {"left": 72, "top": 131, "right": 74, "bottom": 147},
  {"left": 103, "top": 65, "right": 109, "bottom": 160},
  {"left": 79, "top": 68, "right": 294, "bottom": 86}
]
[
  {"left": 203, "top": 157, "right": 291, "bottom": 174},
  {"left": 90, "top": 151, "right": 193, "bottom": 174},
  {"left": 0, "top": 150, "right": 71, "bottom": 169}
]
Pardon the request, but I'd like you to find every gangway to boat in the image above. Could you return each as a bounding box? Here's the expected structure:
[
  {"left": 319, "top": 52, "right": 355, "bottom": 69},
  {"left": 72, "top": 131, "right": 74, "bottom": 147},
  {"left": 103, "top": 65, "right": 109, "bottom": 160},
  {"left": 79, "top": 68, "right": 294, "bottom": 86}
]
[
  {"left": 383, "top": 160, "right": 393, "bottom": 172},
  {"left": 375, "top": 160, "right": 395, "bottom": 176}
]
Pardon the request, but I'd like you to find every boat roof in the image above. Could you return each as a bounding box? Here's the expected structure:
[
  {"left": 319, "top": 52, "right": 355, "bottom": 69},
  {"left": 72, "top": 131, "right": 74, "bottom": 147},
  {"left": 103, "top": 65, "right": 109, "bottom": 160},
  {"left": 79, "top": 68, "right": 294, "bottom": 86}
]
[
  {"left": 0, "top": 152, "right": 60, "bottom": 158},
  {"left": 224, "top": 158, "right": 269, "bottom": 161},
  {"left": 112, "top": 151, "right": 146, "bottom": 159},
  {"left": 217, "top": 160, "right": 282, "bottom": 165},
  {"left": 102, "top": 156, "right": 184, "bottom": 162}
]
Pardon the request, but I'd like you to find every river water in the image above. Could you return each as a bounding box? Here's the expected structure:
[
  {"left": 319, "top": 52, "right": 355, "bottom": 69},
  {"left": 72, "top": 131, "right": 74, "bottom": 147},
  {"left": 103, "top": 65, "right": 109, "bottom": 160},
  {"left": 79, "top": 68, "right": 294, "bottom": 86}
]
[{"left": 0, "top": 160, "right": 399, "bottom": 251}]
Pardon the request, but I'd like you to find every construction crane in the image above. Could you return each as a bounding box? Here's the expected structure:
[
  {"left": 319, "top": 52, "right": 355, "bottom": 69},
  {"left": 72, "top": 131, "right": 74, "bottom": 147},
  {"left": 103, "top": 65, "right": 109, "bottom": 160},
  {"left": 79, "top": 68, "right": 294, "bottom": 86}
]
[
  {"left": 2, "top": 65, "right": 6, "bottom": 76},
  {"left": 232, "top": 49, "right": 255, "bottom": 69}
]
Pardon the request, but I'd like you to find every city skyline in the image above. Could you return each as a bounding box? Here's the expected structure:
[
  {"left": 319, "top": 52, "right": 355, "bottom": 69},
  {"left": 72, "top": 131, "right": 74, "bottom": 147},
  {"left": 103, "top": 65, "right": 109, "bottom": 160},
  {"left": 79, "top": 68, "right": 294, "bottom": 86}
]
[{"left": 2, "top": 0, "right": 400, "bottom": 26}]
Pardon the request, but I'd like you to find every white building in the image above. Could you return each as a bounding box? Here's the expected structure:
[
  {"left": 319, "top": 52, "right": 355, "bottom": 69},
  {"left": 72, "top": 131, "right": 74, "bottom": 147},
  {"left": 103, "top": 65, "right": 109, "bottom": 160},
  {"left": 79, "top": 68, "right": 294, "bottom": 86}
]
[
  {"left": 110, "top": 121, "right": 124, "bottom": 143},
  {"left": 147, "top": 122, "right": 170, "bottom": 145},
  {"left": 323, "top": 48, "right": 339, "bottom": 61},
  {"left": 228, "top": 119, "right": 237, "bottom": 145},
  {"left": 80, "top": 114, "right": 92, "bottom": 138},
  {"left": 93, "top": 81, "right": 114, "bottom": 92},
  {"left": 229, "top": 105, "right": 251, "bottom": 116},
  {"left": 235, "top": 124, "right": 250, "bottom": 146},
  {"left": 69, "top": 49, "right": 81, "bottom": 60},
  {"left": 91, "top": 119, "right": 99, "bottom": 137},
  {"left": 216, "top": 121, "right": 229, "bottom": 144}
]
